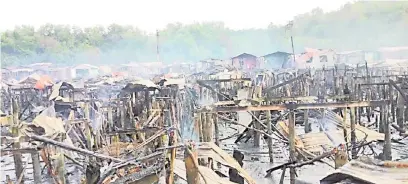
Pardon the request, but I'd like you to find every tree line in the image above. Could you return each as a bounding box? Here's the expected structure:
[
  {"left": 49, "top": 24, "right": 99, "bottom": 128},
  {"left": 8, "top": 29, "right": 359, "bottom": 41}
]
[{"left": 1, "top": 1, "right": 408, "bottom": 67}]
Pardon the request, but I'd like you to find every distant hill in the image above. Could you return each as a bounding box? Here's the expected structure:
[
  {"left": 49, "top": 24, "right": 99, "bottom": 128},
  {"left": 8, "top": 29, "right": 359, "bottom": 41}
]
[{"left": 1, "top": 1, "right": 407, "bottom": 66}]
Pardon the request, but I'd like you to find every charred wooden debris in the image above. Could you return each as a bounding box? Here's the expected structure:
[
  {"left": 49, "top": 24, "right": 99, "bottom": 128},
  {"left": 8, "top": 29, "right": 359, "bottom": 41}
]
[
  {"left": 1, "top": 64, "right": 408, "bottom": 184},
  {"left": 0, "top": 74, "right": 253, "bottom": 184},
  {"left": 193, "top": 65, "right": 408, "bottom": 184}
]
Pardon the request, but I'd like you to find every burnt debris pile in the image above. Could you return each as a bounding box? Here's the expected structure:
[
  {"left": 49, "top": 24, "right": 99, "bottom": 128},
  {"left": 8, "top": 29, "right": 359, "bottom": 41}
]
[{"left": 2, "top": 57, "right": 408, "bottom": 184}]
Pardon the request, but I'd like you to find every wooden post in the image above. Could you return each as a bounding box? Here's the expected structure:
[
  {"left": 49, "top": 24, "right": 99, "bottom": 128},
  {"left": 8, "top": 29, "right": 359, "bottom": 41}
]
[
  {"left": 84, "top": 101, "right": 92, "bottom": 150},
  {"left": 213, "top": 113, "right": 220, "bottom": 146},
  {"left": 383, "top": 86, "right": 392, "bottom": 160},
  {"left": 145, "top": 90, "right": 151, "bottom": 117},
  {"left": 11, "top": 98, "right": 24, "bottom": 182},
  {"left": 390, "top": 84, "right": 396, "bottom": 123},
  {"left": 128, "top": 99, "right": 137, "bottom": 142},
  {"left": 397, "top": 92, "right": 405, "bottom": 132},
  {"left": 200, "top": 112, "right": 206, "bottom": 142},
  {"left": 206, "top": 112, "right": 213, "bottom": 142},
  {"left": 199, "top": 86, "right": 203, "bottom": 101},
  {"left": 253, "top": 111, "right": 261, "bottom": 147},
  {"left": 120, "top": 100, "right": 126, "bottom": 129},
  {"left": 304, "top": 79, "right": 311, "bottom": 133},
  {"left": 168, "top": 104, "right": 177, "bottom": 184},
  {"left": 358, "top": 84, "right": 363, "bottom": 125},
  {"left": 266, "top": 110, "right": 273, "bottom": 163},
  {"left": 379, "top": 104, "right": 385, "bottom": 133},
  {"left": 31, "top": 151, "right": 41, "bottom": 183},
  {"left": 405, "top": 105, "right": 408, "bottom": 129},
  {"left": 185, "top": 144, "right": 200, "bottom": 184},
  {"left": 57, "top": 153, "right": 66, "bottom": 184},
  {"left": 107, "top": 106, "right": 113, "bottom": 143},
  {"left": 365, "top": 62, "right": 372, "bottom": 124},
  {"left": 289, "top": 109, "right": 296, "bottom": 184},
  {"left": 350, "top": 107, "right": 357, "bottom": 159},
  {"left": 342, "top": 108, "right": 348, "bottom": 144}
]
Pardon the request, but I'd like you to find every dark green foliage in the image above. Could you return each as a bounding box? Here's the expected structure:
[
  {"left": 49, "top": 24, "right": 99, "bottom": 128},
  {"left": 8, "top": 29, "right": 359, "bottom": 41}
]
[{"left": 1, "top": 1, "right": 408, "bottom": 67}]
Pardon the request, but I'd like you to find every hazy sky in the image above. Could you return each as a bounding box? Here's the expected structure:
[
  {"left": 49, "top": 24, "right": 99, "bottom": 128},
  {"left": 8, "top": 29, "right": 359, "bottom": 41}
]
[{"left": 0, "top": 0, "right": 350, "bottom": 32}]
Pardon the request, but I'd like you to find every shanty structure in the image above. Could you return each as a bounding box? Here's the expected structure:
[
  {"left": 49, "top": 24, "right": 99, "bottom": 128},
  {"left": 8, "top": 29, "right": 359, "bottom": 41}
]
[
  {"left": 71, "top": 64, "right": 99, "bottom": 79},
  {"left": 336, "top": 50, "right": 380, "bottom": 64},
  {"left": 378, "top": 46, "right": 408, "bottom": 60},
  {"left": 2, "top": 67, "right": 34, "bottom": 81},
  {"left": 258, "top": 51, "right": 293, "bottom": 70},
  {"left": 295, "top": 48, "right": 337, "bottom": 69},
  {"left": 231, "top": 53, "right": 258, "bottom": 70}
]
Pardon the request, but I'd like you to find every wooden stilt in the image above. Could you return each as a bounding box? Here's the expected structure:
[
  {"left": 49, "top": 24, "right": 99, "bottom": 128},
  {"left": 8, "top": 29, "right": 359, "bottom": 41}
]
[
  {"left": 11, "top": 98, "right": 24, "bottom": 183},
  {"left": 350, "top": 107, "right": 357, "bottom": 159},
  {"left": 185, "top": 144, "right": 200, "bottom": 184},
  {"left": 266, "top": 110, "right": 273, "bottom": 163},
  {"left": 213, "top": 113, "right": 220, "bottom": 146},
  {"left": 288, "top": 109, "right": 296, "bottom": 184},
  {"left": 31, "top": 151, "right": 42, "bottom": 183}
]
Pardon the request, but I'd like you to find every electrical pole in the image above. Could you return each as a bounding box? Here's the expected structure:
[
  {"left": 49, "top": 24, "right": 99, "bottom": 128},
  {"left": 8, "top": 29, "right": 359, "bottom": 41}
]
[{"left": 287, "top": 21, "right": 296, "bottom": 64}]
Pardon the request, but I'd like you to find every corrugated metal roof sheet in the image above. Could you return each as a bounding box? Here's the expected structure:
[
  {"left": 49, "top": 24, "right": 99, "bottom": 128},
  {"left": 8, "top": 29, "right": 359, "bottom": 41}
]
[
  {"left": 321, "top": 157, "right": 408, "bottom": 184},
  {"left": 277, "top": 110, "right": 384, "bottom": 155}
]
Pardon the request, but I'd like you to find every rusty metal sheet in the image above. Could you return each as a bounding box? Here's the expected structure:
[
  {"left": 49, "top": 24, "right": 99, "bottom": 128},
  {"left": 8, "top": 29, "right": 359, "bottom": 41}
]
[{"left": 321, "top": 157, "right": 408, "bottom": 184}]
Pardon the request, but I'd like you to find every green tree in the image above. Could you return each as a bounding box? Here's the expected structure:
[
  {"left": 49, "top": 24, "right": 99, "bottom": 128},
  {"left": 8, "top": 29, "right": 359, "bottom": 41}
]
[{"left": 1, "top": 1, "right": 407, "bottom": 67}]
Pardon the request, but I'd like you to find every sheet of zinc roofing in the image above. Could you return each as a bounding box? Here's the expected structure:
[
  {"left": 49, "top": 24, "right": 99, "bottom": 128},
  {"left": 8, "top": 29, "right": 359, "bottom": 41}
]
[{"left": 320, "top": 157, "right": 408, "bottom": 184}]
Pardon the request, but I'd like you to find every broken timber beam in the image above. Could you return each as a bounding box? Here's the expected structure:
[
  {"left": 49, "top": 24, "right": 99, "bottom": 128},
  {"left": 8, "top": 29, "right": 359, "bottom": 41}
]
[
  {"left": 28, "top": 134, "right": 124, "bottom": 162},
  {"left": 390, "top": 80, "right": 408, "bottom": 103},
  {"left": 264, "top": 72, "right": 308, "bottom": 93},
  {"left": 196, "top": 78, "right": 251, "bottom": 83},
  {"left": 213, "top": 100, "right": 389, "bottom": 112}
]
